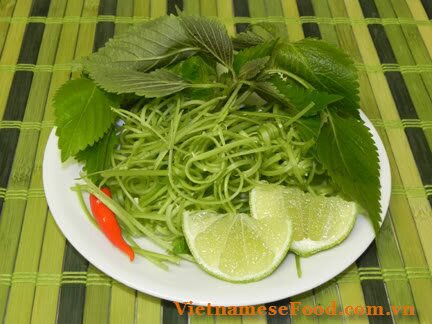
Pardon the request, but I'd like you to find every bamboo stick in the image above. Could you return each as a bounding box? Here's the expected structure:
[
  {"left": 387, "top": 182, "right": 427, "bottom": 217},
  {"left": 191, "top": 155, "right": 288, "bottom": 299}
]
[
  {"left": 0, "top": 0, "right": 33, "bottom": 121},
  {"left": 109, "top": 281, "right": 136, "bottom": 324},
  {"left": 184, "top": 0, "right": 200, "bottom": 15},
  {"left": 82, "top": 266, "right": 111, "bottom": 324},
  {"left": 290, "top": 292, "right": 318, "bottom": 323},
  {"left": 31, "top": 0, "right": 101, "bottom": 322},
  {"left": 405, "top": 0, "right": 432, "bottom": 58},
  {"left": 0, "top": 0, "right": 70, "bottom": 322},
  {"left": 280, "top": 0, "right": 304, "bottom": 41},
  {"left": 343, "top": 1, "right": 432, "bottom": 323},
  {"left": 0, "top": 0, "right": 17, "bottom": 56},
  {"left": 374, "top": 0, "right": 432, "bottom": 148},
  {"left": 150, "top": 0, "right": 166, "bottom": 18},
  {"left": 217, "top": 0, "right": 235, "bottom": 36},
  {"left": 200, "top": 0, "right": 216, "bottom": 17},
  {"left": 136, "top": 293, "right": 162, "bottom": 324}
]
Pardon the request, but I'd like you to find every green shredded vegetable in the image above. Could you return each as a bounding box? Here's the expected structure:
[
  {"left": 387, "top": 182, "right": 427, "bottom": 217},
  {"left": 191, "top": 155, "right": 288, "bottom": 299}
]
[{"left": 75, "top": 94, "right": 335, "bottom": 265}]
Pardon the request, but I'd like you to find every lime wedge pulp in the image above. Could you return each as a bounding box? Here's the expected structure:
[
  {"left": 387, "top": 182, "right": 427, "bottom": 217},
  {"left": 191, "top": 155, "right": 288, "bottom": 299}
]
[
  {"left": 251, "top": 184, "right": 357, "bottom": 257},
  {"left": 183, "top": 189, "right": 292, "bottom": 283}
]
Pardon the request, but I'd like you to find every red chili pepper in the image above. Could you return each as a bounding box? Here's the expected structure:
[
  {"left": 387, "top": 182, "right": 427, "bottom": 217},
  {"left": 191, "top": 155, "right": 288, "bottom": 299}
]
[{"left": 90, "top": 187, "right": 135, "bottom": 261}]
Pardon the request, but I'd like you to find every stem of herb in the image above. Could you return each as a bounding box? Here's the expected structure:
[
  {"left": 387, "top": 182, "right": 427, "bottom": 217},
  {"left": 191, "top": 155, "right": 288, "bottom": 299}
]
[{"left": 265, "top": 69, "right": 313, "bottom": 89}]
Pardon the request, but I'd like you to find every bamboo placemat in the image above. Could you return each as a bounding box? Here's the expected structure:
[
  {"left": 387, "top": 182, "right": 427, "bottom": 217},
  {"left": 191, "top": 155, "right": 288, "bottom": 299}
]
[{"left": 0, "top": 0, "right": 431, "bottom": 323}]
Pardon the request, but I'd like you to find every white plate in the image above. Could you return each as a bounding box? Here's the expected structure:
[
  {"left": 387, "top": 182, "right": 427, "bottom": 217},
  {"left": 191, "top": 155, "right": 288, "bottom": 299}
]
[{"left": 43, "top": 111, "right": 391, "bottom": 306}]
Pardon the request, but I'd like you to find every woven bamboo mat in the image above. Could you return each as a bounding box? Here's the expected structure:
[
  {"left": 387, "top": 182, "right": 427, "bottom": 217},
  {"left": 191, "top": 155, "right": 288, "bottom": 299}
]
[{"left": 0, "top": 0, "right": 431, "bottom": 323}]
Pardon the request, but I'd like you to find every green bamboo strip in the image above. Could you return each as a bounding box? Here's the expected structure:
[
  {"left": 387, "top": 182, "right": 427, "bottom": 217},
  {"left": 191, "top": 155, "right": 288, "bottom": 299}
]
[
  {"left": 376, "top": 0, "right": 432, "bottom": 149},
  {"left": 216, "top": 0, "right": 235, "bottom": 36},
  {"left": 150, "top": 0, "right": 166, "bottom": 18},
  {"left": 31, "top": 0, "right": 101, "bottom": 322},
  {"left": 109, "top": 282, "right": 136, "bottom": 324},
  {"left": 133, "top": 0, "right": 150, "bottom": 18},
  {"left": 4, "top": 2, "right": 81, "bottom": 323},
  {"left": 0, "top": 0, "right": 70, "bottom": 321},
  {"left": 406, "top": 0, "right": 432, "bottom": 59},
  {"left": 313, "top": 282, "right": 345, "bottom": 323},
  {"left": 0, "top": 0, "right": 17, "bottom": 56},
  {"left": 71, "top": 0, "right": 100, "bottom": 80},
  {"left": 344, "top": 0, "right": 430, "bottom": 260},
  {"left": 290, "top": 292, "right": 318, "bottom": 323},
  {"left": 114, "top": 0, "right": 132, "bottom": 34},
  {"left": 374, "top": 0, "right": 432, "bottom": 269},
  {"left": 344, "top": 1, "right": 432, "bottom": 323},
  {"left": 325, "top": 2, "right": 419, "bottom": 323},
  {"left": 0, "top": 0, "right": 33, "bottom": 119},
  {"left": 82, "top": 266, "right": 111, "bottom": 324},
  {"left": 107, "top": 2, "right": 137, "bottom": 323},
  {"left": 335, "top": 266, "right": 368, "bottom": 323},
  {"left": 183, "top": 0, "right": 200, "bottom": 15},
  {"left": 264, "top": 0, "right": 288, "bottom": 39},
  {"left": 1, "top": 14, "right": 432, "bottom": 26},
  {"left": 247, "top": 0, "right": 266, "bottom": 20},
  {"left": 30, "top": 213, "right": 66, "bottom": 324},
  {"left": 200, "top": 0, "right": 216, "bottom": 17},
  {"left": 281, "top": 0, "right": 304, "bottom": 41},
  {"left": 136, "top": 293, "right": 161, "bottom": 324},
  {"left": 375, "top": 216, "right": 419, "bottom": 322},
  {"left": 311, "top": 0, "right": 338, "bottom": 45}
]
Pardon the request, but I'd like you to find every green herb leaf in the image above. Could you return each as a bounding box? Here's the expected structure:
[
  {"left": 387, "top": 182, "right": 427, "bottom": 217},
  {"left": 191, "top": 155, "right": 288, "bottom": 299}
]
[
  {"left": 233, "top": 41, "right": 276, "bottom": 75},
  {"left": 83, "top": 15, "right": 195, "bottom": 75},
  {"left": 170, "top": 55, "right": 219, "bottom": 99},
  {"left": 180, "top": 15, "right": 233, "bottom": 67},
  {"left": 295, "top": 117, "right": 322, "bottom": 142},
  {"left": 317, "top": 111, "right": 381, "bottom": 231},
  {"left": 239, "top": 57, "right": 269, "bottom": 80},
  {"left": 54, "top": 78, "right": 120, "bottom": 162},
  {"left": 171, "top": 55, "right": 216, "bottom": 83},
  {"left": 232, "top": 23, "right": 286, "bottom": 49},
  {"left": 89, "top": 67, "right": 192, "bottom": 97},
  {"left": 232, "top": 30, "right": 264, "bottom": 49},
  {"left": 274, "top": 39, "right": 359, "bottom": 113},
  {"left": 271, "top": 75, "right": 342, "bottom": 116},
  {"left": 76, "top": 127, "right": 118, "bottom": 182}
]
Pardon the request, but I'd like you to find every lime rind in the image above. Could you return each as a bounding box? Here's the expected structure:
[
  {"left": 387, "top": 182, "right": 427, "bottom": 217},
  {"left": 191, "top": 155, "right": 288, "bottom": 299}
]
[{"left": 290, "top": 211, "right": 356, "bottom": 257}]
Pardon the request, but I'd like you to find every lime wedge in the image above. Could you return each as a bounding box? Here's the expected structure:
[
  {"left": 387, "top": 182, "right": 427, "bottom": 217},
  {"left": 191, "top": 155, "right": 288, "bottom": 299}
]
[
  {"left": 286, "top": 187, "right": 357, "bottom": 256},
  {"left": 183, "top": 200, "right": 292, "bottom": 282},
  {"left": 251, "top": 184, "right": 357, "bottom": 257}
]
